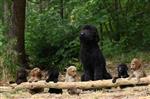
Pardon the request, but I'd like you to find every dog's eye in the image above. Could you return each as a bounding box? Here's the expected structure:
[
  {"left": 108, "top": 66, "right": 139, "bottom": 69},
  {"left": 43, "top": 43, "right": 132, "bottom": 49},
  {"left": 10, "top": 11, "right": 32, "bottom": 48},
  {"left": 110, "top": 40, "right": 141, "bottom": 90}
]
[{"left": 132, "top": 63, "right": 135, "bottom": 65}]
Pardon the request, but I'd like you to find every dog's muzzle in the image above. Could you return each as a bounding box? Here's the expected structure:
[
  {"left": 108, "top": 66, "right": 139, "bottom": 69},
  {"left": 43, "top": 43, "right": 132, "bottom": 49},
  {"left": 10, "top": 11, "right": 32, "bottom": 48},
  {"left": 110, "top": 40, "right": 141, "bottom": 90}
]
[{"left": 80, "top": 32, "right": 85, "bottom": 37}]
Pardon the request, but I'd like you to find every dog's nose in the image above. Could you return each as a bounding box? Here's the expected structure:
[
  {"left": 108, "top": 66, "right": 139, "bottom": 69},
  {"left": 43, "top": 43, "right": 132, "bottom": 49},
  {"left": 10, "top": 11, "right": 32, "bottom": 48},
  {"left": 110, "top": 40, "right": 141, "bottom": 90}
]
[{"left": 80, "top": 32, "right": 85, "bottom": 36}]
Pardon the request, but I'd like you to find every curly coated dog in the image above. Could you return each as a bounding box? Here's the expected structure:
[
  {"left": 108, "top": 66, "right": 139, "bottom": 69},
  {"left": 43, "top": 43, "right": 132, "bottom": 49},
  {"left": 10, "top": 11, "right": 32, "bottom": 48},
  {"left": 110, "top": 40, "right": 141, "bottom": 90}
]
[{"left": 80, "top": 24, "right": 112, "bottom": 81}]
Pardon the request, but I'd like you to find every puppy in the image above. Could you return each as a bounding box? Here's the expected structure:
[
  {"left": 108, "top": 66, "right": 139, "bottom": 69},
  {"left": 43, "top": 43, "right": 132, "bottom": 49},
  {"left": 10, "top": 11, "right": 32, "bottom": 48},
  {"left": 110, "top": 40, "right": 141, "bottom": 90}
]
[
  {"left": 16, "top": 67, "right": 28, "bottom": 84},
  {"left": 128, "top": 58, "right": 146, "bottom": 82},
  {"left": 28, "top": 67, "right": 44, "bottom": 94},
  {"left": 46, "top": 69, "right": 63, "bottom": 94},
  {"left": 112, "top": 64, "right": 129, "bottom": 83},
  {"left": 65, "top": 66, "right": 80, "bottom": 95}
]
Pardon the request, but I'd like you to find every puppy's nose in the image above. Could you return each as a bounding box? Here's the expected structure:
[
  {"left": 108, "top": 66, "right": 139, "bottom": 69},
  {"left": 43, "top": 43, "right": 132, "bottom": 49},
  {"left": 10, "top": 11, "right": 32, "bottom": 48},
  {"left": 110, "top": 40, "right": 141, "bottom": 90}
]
[
  {"left": 130, "top": 67, "right": 134, "bottom": 70},
  {"left": 73, "top": 74, "right": 77, "bottom": 78}
]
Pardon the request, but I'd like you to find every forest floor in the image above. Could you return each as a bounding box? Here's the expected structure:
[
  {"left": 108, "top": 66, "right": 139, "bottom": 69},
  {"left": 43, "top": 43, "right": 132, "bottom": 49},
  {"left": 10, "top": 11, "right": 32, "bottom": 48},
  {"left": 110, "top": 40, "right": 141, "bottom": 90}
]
[
  {"left": 0, "top": 62, "right": 150, "bottom": 99},
  {"left": 1, "top": 86, "right": 150, "bottom": 99}
]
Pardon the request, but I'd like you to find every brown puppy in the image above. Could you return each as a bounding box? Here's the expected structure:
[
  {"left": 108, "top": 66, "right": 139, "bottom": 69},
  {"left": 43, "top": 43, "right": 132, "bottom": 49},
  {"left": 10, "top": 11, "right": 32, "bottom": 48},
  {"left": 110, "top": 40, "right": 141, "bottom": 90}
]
[
  {"left": 28, "top": 67, "right": 44, "bottom": 94},
  {"left": 128, "top": 58, "right": 146, "bottom": 82},
  {"left": 65, "top": 66, "right": 80, "bottom": 95}
]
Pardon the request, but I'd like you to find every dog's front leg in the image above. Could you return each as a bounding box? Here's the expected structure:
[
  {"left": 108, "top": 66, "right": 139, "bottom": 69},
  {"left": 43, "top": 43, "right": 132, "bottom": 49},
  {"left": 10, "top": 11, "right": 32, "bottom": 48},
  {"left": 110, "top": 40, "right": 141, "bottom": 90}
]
[
  {"left": 84, "top": 70, "right": 93, "bottom": 81},
  {"left": 94, "top": 66, "right": 103, "bottom": 80}
]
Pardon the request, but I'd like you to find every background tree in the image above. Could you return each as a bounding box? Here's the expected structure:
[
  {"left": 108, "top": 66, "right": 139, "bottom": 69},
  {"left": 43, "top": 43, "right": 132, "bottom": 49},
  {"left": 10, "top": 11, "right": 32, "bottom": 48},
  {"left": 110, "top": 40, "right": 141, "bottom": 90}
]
[{"left": 9, "top": 0, "right": 28, "bottom": 68}]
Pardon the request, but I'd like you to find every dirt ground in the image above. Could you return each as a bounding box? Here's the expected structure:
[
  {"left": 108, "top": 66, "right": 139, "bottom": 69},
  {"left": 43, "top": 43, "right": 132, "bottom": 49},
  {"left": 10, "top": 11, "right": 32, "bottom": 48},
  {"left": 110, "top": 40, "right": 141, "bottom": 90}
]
[
  {"left": 0, "top": 62, "right": 150, "bottom": 99},
  {"left": 1, "top": 86, "right": 150, "bottom": 99}
]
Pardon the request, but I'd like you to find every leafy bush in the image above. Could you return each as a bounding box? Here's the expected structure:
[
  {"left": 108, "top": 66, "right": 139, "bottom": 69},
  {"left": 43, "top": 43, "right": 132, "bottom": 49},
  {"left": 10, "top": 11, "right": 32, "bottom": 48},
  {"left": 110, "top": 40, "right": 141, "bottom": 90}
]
[
  {"left": 24, "top": 0, "right": 150, "bottom": 70},
  {"left": 25, "top": 6, "right": 81, "bottom": 70},
  {"left": 0, "top": 39, "right": 18, "bottom": 80}
]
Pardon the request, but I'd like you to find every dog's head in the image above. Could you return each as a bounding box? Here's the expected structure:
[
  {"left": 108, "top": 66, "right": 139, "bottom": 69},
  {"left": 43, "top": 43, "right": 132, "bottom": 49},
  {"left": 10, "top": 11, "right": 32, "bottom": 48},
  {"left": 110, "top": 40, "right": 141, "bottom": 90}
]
[
  {"left": 130, "top": 58, "right": 141, "bottom": 71},
  {"left": 17, "top": 67, "right": 28, "bottom": 79},
  {"left": 16, "top": 67, "right": 28, "bottom": 84},
  {"left": 29, "top": 67, "right": 42, "bottom": 79},
  {"left": 66, "top": 66, "right": 77, "bottom": 77},
  {"left": 117, "top": 63, "right": 128, "bottom": 77},
  {"left": 80, "top": 25, "right": 99, "bottom": 43}
]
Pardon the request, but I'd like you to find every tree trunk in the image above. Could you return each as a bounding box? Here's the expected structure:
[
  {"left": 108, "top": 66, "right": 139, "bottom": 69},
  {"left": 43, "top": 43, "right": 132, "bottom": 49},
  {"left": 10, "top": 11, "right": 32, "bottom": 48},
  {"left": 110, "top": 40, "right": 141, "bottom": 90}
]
[{"left": 9, "top": 0, "right": 29, "bottom": 68}]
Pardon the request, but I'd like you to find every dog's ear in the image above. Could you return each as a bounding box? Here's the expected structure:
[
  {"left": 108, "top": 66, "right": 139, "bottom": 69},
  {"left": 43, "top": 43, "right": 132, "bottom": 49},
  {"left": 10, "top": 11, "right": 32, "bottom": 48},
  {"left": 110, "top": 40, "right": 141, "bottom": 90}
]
[
  {"left": 95, "top": 35, "right": 99, "bottom": 42},
  {"left": 94, "top": 31, "right": 99, "bottom": 42},
  {"left": 94, "top": 27, "right": 99, "bottom": 42}
]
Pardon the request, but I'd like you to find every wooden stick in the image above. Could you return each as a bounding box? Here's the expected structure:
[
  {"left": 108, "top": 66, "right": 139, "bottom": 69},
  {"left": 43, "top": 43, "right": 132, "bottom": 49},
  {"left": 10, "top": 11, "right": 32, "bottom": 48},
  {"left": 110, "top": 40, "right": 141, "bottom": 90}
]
[{"left": 10, "top": 75, "right": 150, "bottom": 90}]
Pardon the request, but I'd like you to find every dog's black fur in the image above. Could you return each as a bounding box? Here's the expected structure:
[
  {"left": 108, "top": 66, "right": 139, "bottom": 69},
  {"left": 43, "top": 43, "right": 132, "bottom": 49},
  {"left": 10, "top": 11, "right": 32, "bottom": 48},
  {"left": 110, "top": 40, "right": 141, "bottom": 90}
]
[
  {"left": 112, "top": 63, "right": 129, "bottom": 83},
  {"left": 80, "top": 25, "right": 112, "bottom": 81},
  {"left": 16, "top": 67, "right": 28, "bottom": 84},
  {"left": 46, "top": 69, "right": 63, "bottom": 94}
]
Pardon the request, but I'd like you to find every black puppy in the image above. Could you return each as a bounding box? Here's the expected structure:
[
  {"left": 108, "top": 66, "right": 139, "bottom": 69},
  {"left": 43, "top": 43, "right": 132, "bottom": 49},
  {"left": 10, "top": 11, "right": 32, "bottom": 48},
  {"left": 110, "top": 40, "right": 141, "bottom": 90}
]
[
  {"left": 80, "top": 24, "right": 112, "bottom": 81},
  {"left": 16, "top": 67, "right": 28, "bottom": 84},
  {"left": 46, "top": 69, "right": 63, "bottom": 94},
  {"left": 112, "top": 63, "right": 129, "bottom": 83}
]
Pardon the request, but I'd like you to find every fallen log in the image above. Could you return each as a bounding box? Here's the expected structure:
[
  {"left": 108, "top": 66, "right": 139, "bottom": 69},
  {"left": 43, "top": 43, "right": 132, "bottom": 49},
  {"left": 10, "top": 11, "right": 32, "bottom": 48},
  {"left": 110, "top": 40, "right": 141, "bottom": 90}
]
[
  {"left": 0, "top": 86, "right": 14, "bottom": 92},
  {"left": 11, "top": 75, "right": 150, "bottom": 90}
]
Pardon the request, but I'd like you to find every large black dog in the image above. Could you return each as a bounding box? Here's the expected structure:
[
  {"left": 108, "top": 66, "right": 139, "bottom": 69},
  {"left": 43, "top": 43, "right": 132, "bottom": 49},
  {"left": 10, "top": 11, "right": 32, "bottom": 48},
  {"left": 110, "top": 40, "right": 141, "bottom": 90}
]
[{"left": 80, "top": 25, "right": 112, "bottom": 81}]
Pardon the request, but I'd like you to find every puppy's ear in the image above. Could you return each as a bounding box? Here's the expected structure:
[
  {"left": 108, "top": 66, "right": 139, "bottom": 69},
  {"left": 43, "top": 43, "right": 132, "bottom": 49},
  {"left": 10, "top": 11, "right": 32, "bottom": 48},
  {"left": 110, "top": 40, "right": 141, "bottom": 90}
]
[
  {"left": 125, "top": 65, "right": 128, "bottom": 71},
  {"left": 136, "top": 60, "right": 142, "bottom": 69},
  {"left": 94, "top": 28, "right": 99, "bottom": 42},
  {"left": 67, "top": 68, "right": 72, "bottom": 75}
]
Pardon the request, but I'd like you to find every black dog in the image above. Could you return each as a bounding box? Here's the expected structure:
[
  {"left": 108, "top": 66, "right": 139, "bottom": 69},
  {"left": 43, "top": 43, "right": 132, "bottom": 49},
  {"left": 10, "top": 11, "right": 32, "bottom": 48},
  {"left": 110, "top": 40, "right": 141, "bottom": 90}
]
[
  {"left": 16, "top": 67, "right": 28, "bottom": 84},
  {"left": 112, "top": 63, "right": 129, "bottom": 83},
  {"left": 80, "top": 25, "right": 112, "bottom": 81},
  {"left": 46, "top": 69, "right": 63, "bottom": 94}
]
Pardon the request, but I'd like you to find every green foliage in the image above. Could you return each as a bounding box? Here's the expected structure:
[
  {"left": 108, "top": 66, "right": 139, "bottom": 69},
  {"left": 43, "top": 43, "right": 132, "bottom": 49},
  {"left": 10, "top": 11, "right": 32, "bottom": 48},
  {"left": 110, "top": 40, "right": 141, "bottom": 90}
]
[
  {"left": 0, "top": 22, "right": 18, "bottom": 80},
  {"left": 25, "top": 2, "right": 81, "bottom": 69},
  {"left": 0, "top": 0, "right": 149, "bottom": 73},
  {"left": 0, "top": 39, "right": 19, "bottom": 80},
  {"left": 24, "top": 0, "right": 150, "bottom": 70}
]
